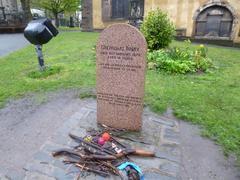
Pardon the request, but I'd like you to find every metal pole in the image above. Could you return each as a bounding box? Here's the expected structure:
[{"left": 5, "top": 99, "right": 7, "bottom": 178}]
[{"left": 35, "top": 44, "right": 45, "bottom": 71}]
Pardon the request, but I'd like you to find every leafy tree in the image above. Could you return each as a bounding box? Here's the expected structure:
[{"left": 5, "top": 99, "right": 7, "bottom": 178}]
[{"left": 34, "top": 0, "right": 80, "bottom": 27}]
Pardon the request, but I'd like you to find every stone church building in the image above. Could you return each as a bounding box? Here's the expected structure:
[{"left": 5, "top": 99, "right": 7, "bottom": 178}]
[
  {"left": 81, "top": 0, "right": 240, "bottom": 44},
  {"left": 0, "top": 0, "right": 25, "bottom": 32}
]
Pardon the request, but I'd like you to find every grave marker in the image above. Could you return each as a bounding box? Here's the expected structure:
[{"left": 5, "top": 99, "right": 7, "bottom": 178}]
[{"left": 96, "top": 23, "right": 147, "bottom": 131}]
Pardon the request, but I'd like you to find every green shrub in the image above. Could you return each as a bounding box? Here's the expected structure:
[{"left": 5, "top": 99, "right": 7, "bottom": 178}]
[
  {"left": 141, "top": 8, "right": 175, "bottom": 50},
  {"left": 147, "top": 42, "right": 213, "bottom": 74}
]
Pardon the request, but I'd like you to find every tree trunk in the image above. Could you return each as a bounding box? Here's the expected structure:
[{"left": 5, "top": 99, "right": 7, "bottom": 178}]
[
  {"left": 20, "top": 0, "right": 32, "bottom": 23},
  {"left": 54, "top": 13, "right": 60, "bottom": 27}
]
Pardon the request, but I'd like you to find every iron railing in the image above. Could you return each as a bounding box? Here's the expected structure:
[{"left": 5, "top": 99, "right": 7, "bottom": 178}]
[{"left": 0, "top": 10, "right": 27, "bottom": 27}]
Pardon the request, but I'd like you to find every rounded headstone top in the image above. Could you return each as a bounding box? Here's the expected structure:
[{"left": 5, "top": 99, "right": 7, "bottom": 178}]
[{"left": 97, "top": 23, "right": 147, "bottom": 54}]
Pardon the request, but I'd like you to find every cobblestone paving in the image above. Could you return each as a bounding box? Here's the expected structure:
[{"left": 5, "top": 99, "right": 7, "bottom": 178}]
[{"left": 2, "top": 99, "right": 180, "bottom": 180}]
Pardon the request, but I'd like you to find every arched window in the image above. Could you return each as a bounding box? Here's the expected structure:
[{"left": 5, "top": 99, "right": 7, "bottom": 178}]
[{"left": 195, "top": 6, "right": 233, "bottom": 38}]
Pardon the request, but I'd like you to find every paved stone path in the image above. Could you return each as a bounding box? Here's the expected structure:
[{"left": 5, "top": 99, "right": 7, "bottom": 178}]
[
  {"left": 0, "top": 34, "right": 29, "bottom": 57},
  {"left": 20, "top": 99, "right": 180, "bottom": 180},
  {"left": 0, "top": 91, "right": 239, "bottom": 180}
]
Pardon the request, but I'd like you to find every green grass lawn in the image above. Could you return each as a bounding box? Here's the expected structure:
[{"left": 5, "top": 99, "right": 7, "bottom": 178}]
[
  {"left": 0, "top": 32, "right": 239, "bottom": 162},
  {"left": 58, "top": 26, "right": 81, "bottom": 31}
]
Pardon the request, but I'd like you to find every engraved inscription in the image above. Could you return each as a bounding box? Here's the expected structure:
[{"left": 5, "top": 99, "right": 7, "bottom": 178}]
[
  {"left": 99, "top": 45, "right": 142, "bottom": 72},
  {"left": 99, "top": 63, "right": 141, "bottom": 72},
  {"left": 97, "top": 92, "right": 142, "bottom": 107}
]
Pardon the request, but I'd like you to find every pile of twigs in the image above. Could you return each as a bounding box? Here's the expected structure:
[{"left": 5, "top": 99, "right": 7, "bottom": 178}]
[{"left": 52, "top": 125, "right": 154, "bottom": 179}]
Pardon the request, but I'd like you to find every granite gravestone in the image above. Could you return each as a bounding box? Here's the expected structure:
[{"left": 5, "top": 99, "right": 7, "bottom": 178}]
[{"left": 96, "top": 23, "right": 147, "bottom": 131}]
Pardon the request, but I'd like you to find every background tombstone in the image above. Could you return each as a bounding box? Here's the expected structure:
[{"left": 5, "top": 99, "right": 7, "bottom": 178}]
[{"left": 96, "top": 23, "right": 147, "bottom": 131}]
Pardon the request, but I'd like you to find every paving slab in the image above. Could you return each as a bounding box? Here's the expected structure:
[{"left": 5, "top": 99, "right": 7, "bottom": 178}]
[
  {"left": 0, "top": 33, "right": 29, "bottom": 57},
  {"left": 23, "top": 101, "right": 180, "bottom": 179},
  {"left": 179, "top": 121, "right": 240, "bottom": 180}
]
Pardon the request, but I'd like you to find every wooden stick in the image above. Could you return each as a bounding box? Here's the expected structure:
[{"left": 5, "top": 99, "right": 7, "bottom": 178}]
[
  {"left": 100, "top": 161, "right": 121, "bottom": 176},
  {"left": 115, "top": 149, "right": 155, "bottom": 158},
  {"left": 63, "top": 160, "right": 100, "bottom": 165},
  {"left": 52, "top": 148, "right": 116, "bottom": 160},
  {"left": 75, "top": 163, "right": 109, "bottom": 177}
]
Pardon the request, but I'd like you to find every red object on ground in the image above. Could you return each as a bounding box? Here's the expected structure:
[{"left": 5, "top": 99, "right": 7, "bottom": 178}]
[
  {"left": 102, "top": 132, "right": 111, "bottom": 141},
  {"left": 98, "top": 137, "right": 105, "bottom": 145}
]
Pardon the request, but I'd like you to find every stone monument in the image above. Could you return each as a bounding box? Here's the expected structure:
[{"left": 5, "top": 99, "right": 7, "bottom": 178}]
[{"left": 96, "top": 23, "right": 147, "bottom": 131}]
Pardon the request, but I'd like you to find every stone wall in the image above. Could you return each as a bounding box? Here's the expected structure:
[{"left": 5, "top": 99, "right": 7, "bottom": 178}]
[
  {"left": 1, "top": 0, "right": 18, "bottom": 13},
  {"left": 0, "top": 0, "right": 26, "bottom": 31},
  {"left": 92, "top": 0, "right": 127, "bottom": 31},
  {"left": 90, "top": 0, "right": 240, "bottom": 43}
]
